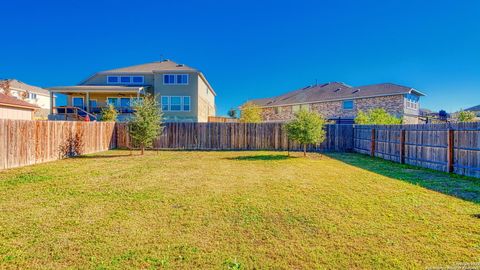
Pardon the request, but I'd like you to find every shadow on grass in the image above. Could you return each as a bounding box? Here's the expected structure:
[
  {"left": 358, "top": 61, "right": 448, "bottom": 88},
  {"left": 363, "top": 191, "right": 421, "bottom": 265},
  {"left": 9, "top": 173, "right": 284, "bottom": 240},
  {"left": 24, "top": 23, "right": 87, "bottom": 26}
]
[
  {"left": 226, "top": 154, "right": 296, "bottom": 161},
  {"left": 326, "top": 153, "right": 480, "bottom": 204}
]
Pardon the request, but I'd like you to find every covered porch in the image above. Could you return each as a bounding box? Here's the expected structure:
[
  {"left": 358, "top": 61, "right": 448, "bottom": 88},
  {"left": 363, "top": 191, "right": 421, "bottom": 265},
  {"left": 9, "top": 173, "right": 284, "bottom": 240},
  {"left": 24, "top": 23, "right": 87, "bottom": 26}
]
[{"left": 48, "top": 85, "right": 148, "bottom": 121}]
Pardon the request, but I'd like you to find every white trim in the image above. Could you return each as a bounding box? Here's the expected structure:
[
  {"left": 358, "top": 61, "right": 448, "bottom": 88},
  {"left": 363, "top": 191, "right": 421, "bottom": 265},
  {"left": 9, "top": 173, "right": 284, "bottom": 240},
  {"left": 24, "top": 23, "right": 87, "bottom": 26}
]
[{"left": 163, "top": 74, "right": 189, "bottom": 85}]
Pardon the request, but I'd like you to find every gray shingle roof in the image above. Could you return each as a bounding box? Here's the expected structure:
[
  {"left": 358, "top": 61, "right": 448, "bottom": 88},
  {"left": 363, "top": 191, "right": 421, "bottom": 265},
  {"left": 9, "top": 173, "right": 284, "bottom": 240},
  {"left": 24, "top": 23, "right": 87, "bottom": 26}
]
[
  {"left": 465, "top": 105, "right": 480, "bottom": 111},
  {"left": 249, "top": 82, "right": 425, "bottom": 107},
  {"left": 98, "top": 60, "right": 197, "bottom": 74}
]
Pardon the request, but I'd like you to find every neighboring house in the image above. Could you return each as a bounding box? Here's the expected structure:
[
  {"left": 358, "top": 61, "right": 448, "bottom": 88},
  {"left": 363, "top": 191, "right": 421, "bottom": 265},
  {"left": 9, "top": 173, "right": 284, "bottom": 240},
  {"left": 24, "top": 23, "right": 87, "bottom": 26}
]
[
  {"left": 247, "top": 82, "right": 425, "bottom": 124},
  {"left": 48, "top": 59, "right": 216, "bottom": 122},
  {"left": 465, "top": 105, "right": 480, "bottom": 120},
  {"left": 0, "top": 79, "right": 51, "bottom": 119},
  {"left": 0, "top": 93, "right": 39, "bottom": 120}
]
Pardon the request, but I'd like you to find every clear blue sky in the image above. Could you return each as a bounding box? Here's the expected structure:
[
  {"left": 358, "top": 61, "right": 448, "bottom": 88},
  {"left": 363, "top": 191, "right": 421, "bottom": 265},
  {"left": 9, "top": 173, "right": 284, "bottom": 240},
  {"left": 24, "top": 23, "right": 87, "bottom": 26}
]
[{"left": 1, "top": 0, "right": 479, "bottom": 115}]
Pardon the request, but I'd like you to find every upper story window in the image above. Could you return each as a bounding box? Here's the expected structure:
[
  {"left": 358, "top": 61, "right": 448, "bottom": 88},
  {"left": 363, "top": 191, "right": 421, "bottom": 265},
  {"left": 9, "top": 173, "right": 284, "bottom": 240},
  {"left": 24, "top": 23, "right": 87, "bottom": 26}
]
[
  {"left": 107, "top": 75, "right": 144, "bottom": 85},
  {"left": 405, "top": 94, "right": 419, "bottom": 110},
  {"left": 163, "top": 74, "right": 189, "bottom": 85},
  {"left": 161, "top": 96, "right": 191, "bottom": 112},
  {"left": 343, "top": 100, "right": 354, "bottom": 110},
  {"left": 28, "top": 93, "right": 37, "bottom": 99}
]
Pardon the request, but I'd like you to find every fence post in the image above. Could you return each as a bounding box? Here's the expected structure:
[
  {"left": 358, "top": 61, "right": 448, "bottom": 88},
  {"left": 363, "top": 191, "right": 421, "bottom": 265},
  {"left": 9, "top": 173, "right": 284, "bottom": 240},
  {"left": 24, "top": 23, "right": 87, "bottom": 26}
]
[
  {"left": 447, "top": 129, "right": 454, "bottom": 173},
  {"left": 370, "top": 128, "right": 376, "bottom": 157},
  {"left": 400, "top": 129, "right": 406, "bottom": 164}
]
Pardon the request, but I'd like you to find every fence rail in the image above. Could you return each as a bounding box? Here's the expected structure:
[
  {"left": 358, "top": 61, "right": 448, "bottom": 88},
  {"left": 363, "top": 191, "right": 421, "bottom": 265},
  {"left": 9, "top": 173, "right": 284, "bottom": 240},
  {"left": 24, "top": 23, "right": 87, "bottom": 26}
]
[
  {"left": 353, "top": 122, "right": 480, "bottom": 178},
  {"left": 0, "top": 119, "right": 116, "bottom": 170}
]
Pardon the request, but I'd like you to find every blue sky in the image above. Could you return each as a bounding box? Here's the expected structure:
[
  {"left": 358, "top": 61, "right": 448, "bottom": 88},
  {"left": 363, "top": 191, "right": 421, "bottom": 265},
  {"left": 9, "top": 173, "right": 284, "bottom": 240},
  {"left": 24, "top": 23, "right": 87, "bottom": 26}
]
[{"left": 1, "top": 0, "right": 479, "bottom": 115}]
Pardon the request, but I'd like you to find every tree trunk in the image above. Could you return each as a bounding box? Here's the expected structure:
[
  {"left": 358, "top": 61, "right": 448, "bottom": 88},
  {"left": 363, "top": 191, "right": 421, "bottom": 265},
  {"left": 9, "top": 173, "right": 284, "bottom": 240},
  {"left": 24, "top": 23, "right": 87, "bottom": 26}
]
[
  {"left": 303, "top": 144, "right": 307, "bottom": 157},
  {"left": 141, "top": 143, "right": 145, "bottom": 155}
]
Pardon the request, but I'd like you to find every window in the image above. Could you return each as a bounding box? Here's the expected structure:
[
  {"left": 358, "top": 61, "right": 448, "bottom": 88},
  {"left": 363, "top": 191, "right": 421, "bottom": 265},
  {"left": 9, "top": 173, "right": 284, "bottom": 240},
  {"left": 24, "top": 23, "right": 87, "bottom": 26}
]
[
  {"left": 28, "top": 93, "right": 37, "bottom": 99},
  {"left": 183, "top": 96, "right": 191, "bottom": 111},
  {"left": 120, "top": 76, "right": 131, "bottom": 83},
  {"left": 292, "top": 105, "right": 300, "bottom": 113},
  {"left": 161, "top": 96, "right": 191, "bottom": 112},
  {"left": 161, "top": 96, "right": 169, "bottom": 111},
  {"left": 405, "top": 94, "right": 419, "bottom": 110},
  {"left": 107, "top": 75, "right": 144, "bottom": 85},
  {"left": 170, "top": 96, "right": 182, "bottom": 111},
  {"left": 132, "top": 97, "right": 143, "bottom": 106},
  {"left": 120, "top": 98, "right": 131, "bottom": 107},
  {"left": 163, "top": 74, "right": 175, "bottom": 84},
  {"left": 107, "top": 97, "right": 119, "bottom": 107},
  {"left": 89, "top": 100, "right": 97, "bottom": 107},
  {"left": 132, "top": 76, "right": 144, "bottom": 84},
  {"left": 107, "top": 76, "right": 119, "bottom": 83},
  {"left": 343, "top": 100, "right": 354, "bottom": 110},
  {"left": 163, "top": 74, "right": 189, "bottom": 85},
  {"left": 176, "top": 74, "right": 189, "bottom": 84},
  {"left": 72, "top": 97, "right": 84, "bottom": 108}
]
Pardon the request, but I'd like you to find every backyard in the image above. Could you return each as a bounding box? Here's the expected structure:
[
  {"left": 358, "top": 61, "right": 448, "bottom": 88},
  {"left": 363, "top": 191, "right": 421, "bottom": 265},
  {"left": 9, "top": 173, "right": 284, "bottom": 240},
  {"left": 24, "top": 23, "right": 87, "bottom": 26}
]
[{"left": 0, "top": 150, "right": 479, "bottom": 269}]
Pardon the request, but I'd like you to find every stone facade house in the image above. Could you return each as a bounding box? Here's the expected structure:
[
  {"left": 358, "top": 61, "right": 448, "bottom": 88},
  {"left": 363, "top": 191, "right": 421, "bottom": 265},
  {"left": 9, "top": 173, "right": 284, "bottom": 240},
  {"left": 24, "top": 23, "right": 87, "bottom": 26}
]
[
  {"left": 248, "top": 82, "right": 425, "bottom": 124},
  {"left": 48, "top": 60, "right": 216, "bottom": 122}
]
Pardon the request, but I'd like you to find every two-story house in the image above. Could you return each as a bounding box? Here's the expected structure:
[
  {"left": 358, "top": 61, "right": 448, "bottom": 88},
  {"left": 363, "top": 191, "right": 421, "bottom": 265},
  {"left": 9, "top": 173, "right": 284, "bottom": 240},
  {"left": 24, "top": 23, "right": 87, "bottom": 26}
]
[
  {"left": 247, "top": 82, "right": 425, "bottom": 124},
  {"left": 48, "top": 60, "right": 216, "bottom": 122},
  {"left": 0, "top": 79, "right": 52, "bottom": 119}
]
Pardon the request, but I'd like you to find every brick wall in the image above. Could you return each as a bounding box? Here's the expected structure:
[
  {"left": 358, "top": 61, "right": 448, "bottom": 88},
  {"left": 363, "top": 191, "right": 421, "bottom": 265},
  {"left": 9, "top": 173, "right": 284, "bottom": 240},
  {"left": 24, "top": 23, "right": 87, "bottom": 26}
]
[{"left": 261, "top": 95, "right": 407, "bottom": 122}]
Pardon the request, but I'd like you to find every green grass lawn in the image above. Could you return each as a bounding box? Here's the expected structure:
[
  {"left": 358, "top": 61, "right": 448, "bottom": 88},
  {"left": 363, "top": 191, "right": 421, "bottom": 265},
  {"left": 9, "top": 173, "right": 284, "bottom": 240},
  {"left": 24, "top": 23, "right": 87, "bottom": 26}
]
[{"left": 0, "top": 150, "right": 479, "bottom": 269}]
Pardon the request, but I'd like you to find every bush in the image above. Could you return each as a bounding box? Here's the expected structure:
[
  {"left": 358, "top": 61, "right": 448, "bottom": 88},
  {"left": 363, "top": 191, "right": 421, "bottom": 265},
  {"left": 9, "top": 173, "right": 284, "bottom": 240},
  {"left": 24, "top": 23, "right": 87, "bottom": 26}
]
[
  {"left": 457, "top": 110, "right": 476, "bottom": 122},
  {"left": 285, "top": 109, "right": 326, "bottom": 157},
  {"left": 240, "top": 102, "right": 262, "bottom": 123},
  {"left": 100, "top": 104, "right": 118, "bottom": 122},
  {"left": 355, "top": 108, "right": 402, "bottom": 125}
]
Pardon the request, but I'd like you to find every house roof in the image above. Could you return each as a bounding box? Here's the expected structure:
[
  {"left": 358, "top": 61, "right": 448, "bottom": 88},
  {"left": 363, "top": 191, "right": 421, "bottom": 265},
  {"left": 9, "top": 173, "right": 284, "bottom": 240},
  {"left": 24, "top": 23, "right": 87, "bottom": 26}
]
[
  {"left": 465, "top": 105, "right": 480, "bottom": 111},
  {"left": 0, "top": 93, "right": 39, "bottom": 110},
  {"left": 0, "top": 79, "right": 49, "bottom": 95},
  {"left": 97, "top": 59, "right": 198, "bottom": 74},
  {"left": 249, "top": 82, "right": 425, "bottom": 107},
  {"left": 48, "top": 85, "right": 146, "bottom": 92},
  {"left": 77, "top": 59, "right": 217, "bottom": 96}
]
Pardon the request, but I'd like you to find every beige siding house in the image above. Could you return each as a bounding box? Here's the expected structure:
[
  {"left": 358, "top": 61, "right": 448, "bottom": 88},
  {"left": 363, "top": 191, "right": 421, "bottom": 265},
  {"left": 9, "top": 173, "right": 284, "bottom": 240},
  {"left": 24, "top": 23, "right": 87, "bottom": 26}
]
[
  {"left": 0, "top": 93, "right": 39, "bottom": 120},
  {"left": 48, "top": 60, "right": 216, "bottom": 122},
  {"left": 248, "top": 82, "right": 425, "bottom": 124},
  {"left": 0, "top": 79, "right": 51, "bottom": 119}
]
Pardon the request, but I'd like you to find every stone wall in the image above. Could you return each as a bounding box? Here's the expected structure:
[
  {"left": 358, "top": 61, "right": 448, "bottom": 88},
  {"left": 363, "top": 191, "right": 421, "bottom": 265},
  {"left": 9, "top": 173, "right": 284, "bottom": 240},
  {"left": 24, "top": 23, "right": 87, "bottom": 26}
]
[{"left": 261, "top": 95, "right": 407, "bottom": 122}]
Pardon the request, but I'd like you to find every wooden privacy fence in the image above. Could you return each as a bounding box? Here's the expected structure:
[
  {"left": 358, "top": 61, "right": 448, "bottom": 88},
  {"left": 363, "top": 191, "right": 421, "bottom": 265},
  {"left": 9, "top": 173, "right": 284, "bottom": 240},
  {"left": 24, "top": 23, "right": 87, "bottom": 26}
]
[
  {"left": 353, "top": 122, "right": 480, "bottom": 178},
  {"left": 0, "top": 119, "right": 117, "bottom": 170},
  {"left": 116, "top": 122, "right": 355, "bottom": 152}
]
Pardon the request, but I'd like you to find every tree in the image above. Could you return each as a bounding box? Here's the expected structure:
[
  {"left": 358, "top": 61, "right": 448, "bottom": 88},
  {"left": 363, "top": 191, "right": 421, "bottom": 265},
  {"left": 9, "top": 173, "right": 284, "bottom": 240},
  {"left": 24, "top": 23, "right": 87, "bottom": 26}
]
[
  {"left": 457, "top": 110, "right": 476, "bottom": 122},
  {"left": 240, "top": 102, "right": 262, "bottom": 123},
  {"left": 100, "top": 104, "right": 118, "bottom": 122},
  {"left": 438, "top": 110, "right": 448, "bottom": 121},
  {"left": 127, "top": 95, "right": 163, "bottom": 155},
  {"left": 355, "top": 108, "right": 402, "bottom": 125},
  {"left": 227, "top": 108, "right": 238, "bottom": 118},
  {"left": 285, "top": 109, "right": 326, "bottom": 157}
]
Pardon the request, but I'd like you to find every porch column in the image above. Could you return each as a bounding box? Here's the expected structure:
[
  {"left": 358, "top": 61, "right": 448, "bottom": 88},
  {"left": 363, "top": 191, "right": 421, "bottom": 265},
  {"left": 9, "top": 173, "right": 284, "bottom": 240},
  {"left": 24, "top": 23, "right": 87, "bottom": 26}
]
[
  {"left": 86, "top": 92, "right": 90, "bottom": 112},
  {"left": 49, "top": 91, "right": 54, "bottom": 114}
]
